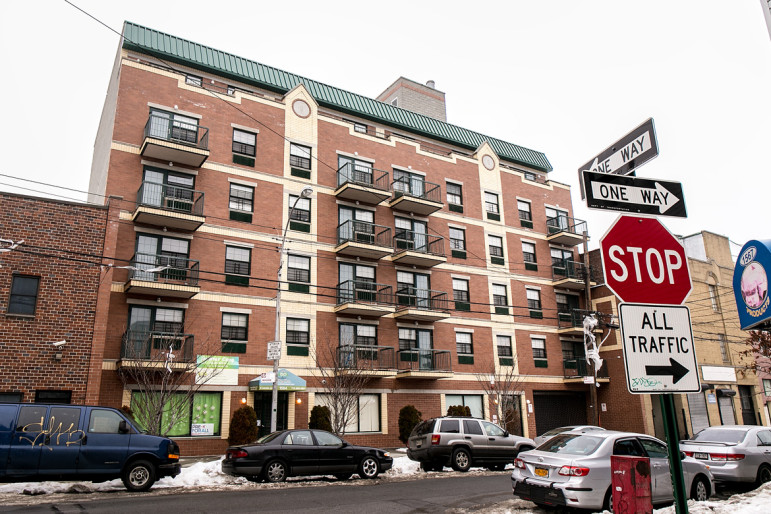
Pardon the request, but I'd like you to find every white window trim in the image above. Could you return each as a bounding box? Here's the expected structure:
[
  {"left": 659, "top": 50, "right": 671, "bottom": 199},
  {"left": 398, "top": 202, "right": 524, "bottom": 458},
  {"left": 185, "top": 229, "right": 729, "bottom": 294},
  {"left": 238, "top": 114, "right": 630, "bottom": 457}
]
[
  {"left": 336, "top": 150, "right": 375, "bottom": 163},
  {"left": 445, "top": 179, "right": 464, "bottom": 186},
  {"left": 392, "top": 166, "right": 426, "bottom": 177},
  {"left": 521, "top": 238, "right": 537, "bottom": 245},
  {"left": 220, "top": 306, "right": 251, "bottom": 314},
  {"left": 146, "top": 102, "right": 202, "bottom": 119},
  {"left": 228, "top": 177, "right": 259, "bottom": 188},
  {"left": 223, "top": 240, "right": 254, "bottom": 249},
  {"left": 453, "top": 327, "right": 475, "bottom": 333},
  {"left": 231, "top": 123, "right": 260, "bottom": 134},
  {"left": 526, "top": 286, "right": 542, "bottom": 291},
  {"left": 286, "top": 138, "right": 318, "bottom": 149},
  {"left": 451, "top": 274, "right": 471, "bottom": 281},
  {"left": 447, "top": 223, "right": 467, "bottom": 231}
]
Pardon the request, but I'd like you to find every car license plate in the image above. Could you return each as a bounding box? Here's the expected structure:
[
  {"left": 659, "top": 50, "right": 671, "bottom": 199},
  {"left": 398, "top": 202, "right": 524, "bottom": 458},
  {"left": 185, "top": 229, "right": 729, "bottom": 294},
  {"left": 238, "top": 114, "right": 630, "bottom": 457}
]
[
  {"left": 694, "top": 452, "right": 709, "bottom": 460},
  {"left": 535, "top": 467, "right": 548, "bottom": 477}
]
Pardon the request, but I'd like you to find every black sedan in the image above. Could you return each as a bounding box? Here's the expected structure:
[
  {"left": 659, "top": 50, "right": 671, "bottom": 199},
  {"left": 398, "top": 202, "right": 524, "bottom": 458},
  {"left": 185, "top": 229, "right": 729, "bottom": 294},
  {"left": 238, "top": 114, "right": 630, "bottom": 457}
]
[{"left": 222, "top": 429, "right": 393, "bottom": 482}]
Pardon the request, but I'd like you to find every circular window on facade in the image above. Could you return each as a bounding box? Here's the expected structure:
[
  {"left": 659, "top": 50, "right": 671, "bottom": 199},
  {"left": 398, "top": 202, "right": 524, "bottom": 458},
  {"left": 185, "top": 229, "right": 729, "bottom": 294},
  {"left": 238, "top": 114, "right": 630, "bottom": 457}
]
[
  {"left": 292, "top": 99, "right": 311, "bottom": 118},
  {"left": 482, "top": 155, "right": 495, "bottom": 170}
]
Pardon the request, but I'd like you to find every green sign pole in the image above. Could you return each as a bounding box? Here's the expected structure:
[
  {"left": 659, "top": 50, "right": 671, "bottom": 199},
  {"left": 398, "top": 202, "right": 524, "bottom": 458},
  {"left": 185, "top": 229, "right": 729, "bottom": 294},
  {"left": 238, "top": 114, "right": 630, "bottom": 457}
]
[{"left": 660, "top": 394, "right": 688, "bottom": 514}]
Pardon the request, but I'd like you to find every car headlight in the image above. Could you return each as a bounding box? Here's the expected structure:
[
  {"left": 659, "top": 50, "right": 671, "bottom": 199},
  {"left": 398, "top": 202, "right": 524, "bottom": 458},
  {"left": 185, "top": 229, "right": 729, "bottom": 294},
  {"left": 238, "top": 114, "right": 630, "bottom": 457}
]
[{"left": 383, "top": 452, "right": 391, "bottom": 458}]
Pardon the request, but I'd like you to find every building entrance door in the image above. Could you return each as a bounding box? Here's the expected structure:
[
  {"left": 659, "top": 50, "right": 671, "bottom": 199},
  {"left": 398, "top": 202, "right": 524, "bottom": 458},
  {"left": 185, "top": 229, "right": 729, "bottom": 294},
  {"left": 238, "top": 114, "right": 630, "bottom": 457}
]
[{"left": 253, "top": 392, "right": 288, "bottom": 437}]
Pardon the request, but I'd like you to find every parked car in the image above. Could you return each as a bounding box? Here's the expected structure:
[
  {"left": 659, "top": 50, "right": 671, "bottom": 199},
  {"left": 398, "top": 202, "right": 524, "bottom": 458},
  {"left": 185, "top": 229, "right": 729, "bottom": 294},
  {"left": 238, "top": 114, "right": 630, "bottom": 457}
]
[
  {"left": 680, "top": 425, "right": 771, "bottom": 486},
  {"left": 511, "top": 430, "right": 713, "bottom": 510},
  {"left": 0, "top": 403, "right": 181, "bottom": 492},
  {"left": 533, "top": 425, "right": 606, "bottom": 447},
  {"left": 407, "top": 416, "right": 535, "bottom": 472},
  {"left": 221, "top": 429, "right": 392, "bottom": 482}
]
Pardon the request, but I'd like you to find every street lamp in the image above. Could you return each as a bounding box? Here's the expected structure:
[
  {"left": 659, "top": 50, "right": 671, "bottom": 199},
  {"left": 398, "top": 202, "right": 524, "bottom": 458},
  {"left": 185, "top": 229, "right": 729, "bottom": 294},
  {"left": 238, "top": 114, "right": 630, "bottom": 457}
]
[{"left": 270, "top": 186, "right": 313, "bottom": 432}]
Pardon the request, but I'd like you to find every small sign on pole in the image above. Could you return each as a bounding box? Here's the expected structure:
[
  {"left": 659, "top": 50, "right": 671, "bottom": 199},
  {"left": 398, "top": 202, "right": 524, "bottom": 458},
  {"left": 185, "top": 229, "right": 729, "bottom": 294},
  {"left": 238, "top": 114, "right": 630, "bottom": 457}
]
[{"left": 267, "top": 341, "right": 282, "bottom": 361}]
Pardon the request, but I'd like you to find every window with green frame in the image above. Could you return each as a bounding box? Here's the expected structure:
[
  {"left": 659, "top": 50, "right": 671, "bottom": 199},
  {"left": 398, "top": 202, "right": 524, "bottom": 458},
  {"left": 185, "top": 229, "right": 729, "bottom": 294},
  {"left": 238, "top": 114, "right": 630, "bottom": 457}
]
[{"left": 130, "top": 391, "right": 222, "bottom": 437}]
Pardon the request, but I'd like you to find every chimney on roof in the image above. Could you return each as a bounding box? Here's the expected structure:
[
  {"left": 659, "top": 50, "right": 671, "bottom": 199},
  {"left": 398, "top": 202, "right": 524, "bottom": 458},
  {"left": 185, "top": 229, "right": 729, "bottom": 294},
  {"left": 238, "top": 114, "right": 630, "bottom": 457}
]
[{"left": 376, "top": 77, "right": 446, "bottom": 122}]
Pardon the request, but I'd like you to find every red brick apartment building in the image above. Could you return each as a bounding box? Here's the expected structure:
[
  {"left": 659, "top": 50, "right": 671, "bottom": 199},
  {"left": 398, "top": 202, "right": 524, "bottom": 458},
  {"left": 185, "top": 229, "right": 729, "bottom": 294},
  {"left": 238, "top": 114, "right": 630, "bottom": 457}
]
[
  {"left": 87, "top": 21, "right": 601, "bottom": 455},
  {"left": 0, "top": 193, "right": 108, "bottom": 404}
]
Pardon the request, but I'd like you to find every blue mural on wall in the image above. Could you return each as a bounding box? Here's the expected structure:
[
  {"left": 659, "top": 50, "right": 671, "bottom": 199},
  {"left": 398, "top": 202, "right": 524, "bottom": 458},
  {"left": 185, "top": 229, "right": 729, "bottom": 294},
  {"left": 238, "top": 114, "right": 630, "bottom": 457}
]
[{"left": 734, "top": 240, "right": 771, "bottom": 330}]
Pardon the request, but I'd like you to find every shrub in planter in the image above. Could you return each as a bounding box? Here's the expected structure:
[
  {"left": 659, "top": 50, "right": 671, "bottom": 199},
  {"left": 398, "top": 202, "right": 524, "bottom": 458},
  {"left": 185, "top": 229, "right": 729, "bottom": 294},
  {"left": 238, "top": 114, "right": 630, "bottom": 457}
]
[{"left": 398, "top": 405, "right": 422, "bottom": 444}]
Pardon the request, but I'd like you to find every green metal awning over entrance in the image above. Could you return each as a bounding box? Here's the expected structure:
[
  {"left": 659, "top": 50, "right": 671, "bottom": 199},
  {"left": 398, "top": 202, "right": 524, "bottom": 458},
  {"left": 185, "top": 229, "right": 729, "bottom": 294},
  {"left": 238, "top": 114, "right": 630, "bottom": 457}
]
[{"left": 248, "top": 369, "right": 306, "bottom": 392}]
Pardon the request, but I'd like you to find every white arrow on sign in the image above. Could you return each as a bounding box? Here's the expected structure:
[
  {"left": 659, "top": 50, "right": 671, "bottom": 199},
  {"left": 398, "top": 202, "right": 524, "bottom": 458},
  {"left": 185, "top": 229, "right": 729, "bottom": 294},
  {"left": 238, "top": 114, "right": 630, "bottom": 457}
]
[
  {"left": 583, "top": 130, "right": 654, "bottom": 175},
  {"left": 590, "top": 180, "right": 681, "bottom": 214}
]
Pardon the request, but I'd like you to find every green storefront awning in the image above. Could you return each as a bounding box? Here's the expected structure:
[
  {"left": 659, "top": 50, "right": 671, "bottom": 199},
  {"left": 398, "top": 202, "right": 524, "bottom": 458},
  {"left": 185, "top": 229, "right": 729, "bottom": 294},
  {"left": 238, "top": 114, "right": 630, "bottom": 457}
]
[{"left": 248, "top": 368, "right": 306, "bottom": 392}]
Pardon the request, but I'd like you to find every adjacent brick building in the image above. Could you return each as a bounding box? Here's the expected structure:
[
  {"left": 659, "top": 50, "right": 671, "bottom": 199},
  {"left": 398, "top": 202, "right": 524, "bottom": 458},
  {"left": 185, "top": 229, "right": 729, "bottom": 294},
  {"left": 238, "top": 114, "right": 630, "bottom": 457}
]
[
  {"left": 0, "top": 193, "right": 108, "bottom": 404},
  {"left": 87, "top": 22, "right": 600, "bottom": 455}
]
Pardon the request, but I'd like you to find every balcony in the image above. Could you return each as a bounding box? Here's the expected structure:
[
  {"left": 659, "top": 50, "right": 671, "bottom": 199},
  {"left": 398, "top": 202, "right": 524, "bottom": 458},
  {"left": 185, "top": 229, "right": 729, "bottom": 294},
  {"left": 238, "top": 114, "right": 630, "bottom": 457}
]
[
  {"left": 334, "top": 163, "right": 391, "bottom": 205},
  {"left": 557, "top": 309, "right": 600, "bottom": 335},
  {"left": 335, "top": 220, "right": 393, "bottom": 259},
  {"left": 123, "top": 253, "right": 200, "bottom": 299},
  {"left": 132, "top": 181, "right": 205, "bottom": 231},
  {"left": 140, "top": 112, "right": 210, "bottom": 167},
  {"left": 546, "top": 215, "right": 587, "bottom": 246},
  {"left": 392, "top": 231, "right": 447, "bottom": 267},
  {"left": 396, "top": 349, "right": 453, "bottom": 379},
  {"left": 334, "top": 280, "right": 395, "bottom": 317},
  {"left": 387, "top": 178, "right": 443, "bottom": 216},
  {"left": 552, "top": 260, "right": 594, "bottom": 290},
  {"left": 393, "top": 288, "right": 451, "bottom": 322},
  {"left": 563, "top": 358, "right": 610, "bottom": 384},
  {"left": 337, "top": 345, "right": 397, "bottom": 377},
  {"left": 118, "top": 330, "right": 194, "bottom": 369}
]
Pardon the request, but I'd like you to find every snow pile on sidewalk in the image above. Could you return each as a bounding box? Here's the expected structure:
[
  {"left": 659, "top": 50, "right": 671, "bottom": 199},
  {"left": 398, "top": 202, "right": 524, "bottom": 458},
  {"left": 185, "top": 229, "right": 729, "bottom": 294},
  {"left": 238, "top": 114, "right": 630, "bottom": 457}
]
[{"left": 653, "top": 482, "right": 771, "bottom": 514}]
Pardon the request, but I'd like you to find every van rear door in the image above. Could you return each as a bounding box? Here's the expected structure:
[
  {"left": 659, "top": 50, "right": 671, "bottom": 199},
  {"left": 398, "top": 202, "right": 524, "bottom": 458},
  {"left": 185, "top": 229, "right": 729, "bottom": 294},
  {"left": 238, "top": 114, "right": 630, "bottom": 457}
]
[
  {"left": 6, "top": 405, "right": 48, "bottom": 475},
  {"left": 78, "top": 407, "right": 130, "bottom": 475}
]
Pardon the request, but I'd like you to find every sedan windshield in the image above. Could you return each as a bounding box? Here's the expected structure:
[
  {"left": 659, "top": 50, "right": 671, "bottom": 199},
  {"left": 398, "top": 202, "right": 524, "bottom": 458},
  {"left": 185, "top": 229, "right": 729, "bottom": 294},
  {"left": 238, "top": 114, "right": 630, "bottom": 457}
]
[
  {"left": 690, "top": 428, "right": 749, "bottom": 444},
  {"left": 539, "top": 434, "right": 604, "bottom": 455}
]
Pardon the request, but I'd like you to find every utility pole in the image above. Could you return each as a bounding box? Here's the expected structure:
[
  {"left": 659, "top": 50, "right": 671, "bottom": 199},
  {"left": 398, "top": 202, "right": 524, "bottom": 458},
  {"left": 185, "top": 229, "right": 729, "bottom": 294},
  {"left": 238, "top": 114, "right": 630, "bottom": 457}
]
[{"left": 582, "top": 229, "right": 599, "bottom": 426}]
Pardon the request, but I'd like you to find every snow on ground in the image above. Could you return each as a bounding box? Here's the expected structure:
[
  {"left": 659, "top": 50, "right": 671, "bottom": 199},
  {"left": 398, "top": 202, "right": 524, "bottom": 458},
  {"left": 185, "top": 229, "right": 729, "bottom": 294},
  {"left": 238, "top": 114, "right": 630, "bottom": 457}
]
[{"left": 1, "top": 449, "right": 770, "bottom": 514}]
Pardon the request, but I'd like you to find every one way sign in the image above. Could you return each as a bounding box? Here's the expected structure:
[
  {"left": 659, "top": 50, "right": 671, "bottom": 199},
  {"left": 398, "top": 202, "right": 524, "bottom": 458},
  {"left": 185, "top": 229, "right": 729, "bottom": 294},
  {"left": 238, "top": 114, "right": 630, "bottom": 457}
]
[
  {"left": 582, "top": 171, "right": 687, "bottom": 218},
  {"left": 619, "top": 303, "right": 700, "bottom": 394}
]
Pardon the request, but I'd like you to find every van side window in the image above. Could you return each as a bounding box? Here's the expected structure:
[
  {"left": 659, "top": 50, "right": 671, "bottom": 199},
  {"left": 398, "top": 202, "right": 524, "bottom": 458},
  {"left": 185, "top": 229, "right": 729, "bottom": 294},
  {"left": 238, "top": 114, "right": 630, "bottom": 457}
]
[
  {"left": 440, "top": 420, "right": 460, "bottom": 433},
  {"left": 50, "top": 407, "right": 81, "bottom": 434},
  {"left": 17, "top": 405, "right": 47, "bottom": 432},
  {"left": 89, "top": 409, "right": 124, "bottom": 433}
]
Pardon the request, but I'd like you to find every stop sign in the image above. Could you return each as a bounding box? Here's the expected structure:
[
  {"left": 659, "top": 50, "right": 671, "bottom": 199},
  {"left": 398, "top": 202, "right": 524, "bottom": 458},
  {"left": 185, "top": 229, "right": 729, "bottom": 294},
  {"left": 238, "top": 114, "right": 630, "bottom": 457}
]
[{"left": 600, "top": 215, "right": 692, "bottom": 304}]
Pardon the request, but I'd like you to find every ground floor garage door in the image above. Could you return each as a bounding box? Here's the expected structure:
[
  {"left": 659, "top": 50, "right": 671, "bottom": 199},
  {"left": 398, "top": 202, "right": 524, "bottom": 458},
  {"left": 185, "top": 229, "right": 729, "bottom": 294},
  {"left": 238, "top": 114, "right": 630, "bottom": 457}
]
[{"left": 533, "top": 391, "right": 587, "bottom": 436}]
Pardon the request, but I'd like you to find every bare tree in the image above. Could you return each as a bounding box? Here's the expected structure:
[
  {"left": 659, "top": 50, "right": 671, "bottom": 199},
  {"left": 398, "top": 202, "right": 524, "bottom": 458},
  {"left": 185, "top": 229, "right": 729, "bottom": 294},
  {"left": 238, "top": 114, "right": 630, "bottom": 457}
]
[
  {"left": 118, "top": 323, "right": 231, "bottom": 436},
  {"left": 310, "top": 330, "right": 373, "bottom": 437},
  {"left": 738, "top": 330, "right": 771, "bottom": 376},
  {"left": 474, "top": 355, "right": 526, "bottom": 435}
]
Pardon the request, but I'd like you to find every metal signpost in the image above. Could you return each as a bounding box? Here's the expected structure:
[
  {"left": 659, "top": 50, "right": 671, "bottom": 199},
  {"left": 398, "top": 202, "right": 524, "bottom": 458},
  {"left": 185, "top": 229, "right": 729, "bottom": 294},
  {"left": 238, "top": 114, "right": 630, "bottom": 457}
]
[
  {"left": 582, "top": 171, "right": 687, "bottom": 218},
  {"left": 578, "top": 118, "right": 659, "bottom": 198},
  {"left": 600, "top": 216, "right": 694, "bottom": 514}
]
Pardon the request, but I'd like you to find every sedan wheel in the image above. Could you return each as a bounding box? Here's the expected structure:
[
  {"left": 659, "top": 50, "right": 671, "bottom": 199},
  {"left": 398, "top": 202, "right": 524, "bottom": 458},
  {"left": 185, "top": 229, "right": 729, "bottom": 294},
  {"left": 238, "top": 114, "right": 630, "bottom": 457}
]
[
  {"left": 264, "top": 460, "right": 287, "bottom": 483},
  {"left": 757, "top": 465, "right": 771, "bottom": 486},
  {"left": 451, "top": 448, "right": 471, "bottom": 472},
  {"left": 359, "top": 456, "right": 380, "bottom": 479},
  {"left": 690, "top": 476, "right": 709, "bottom": 501}
]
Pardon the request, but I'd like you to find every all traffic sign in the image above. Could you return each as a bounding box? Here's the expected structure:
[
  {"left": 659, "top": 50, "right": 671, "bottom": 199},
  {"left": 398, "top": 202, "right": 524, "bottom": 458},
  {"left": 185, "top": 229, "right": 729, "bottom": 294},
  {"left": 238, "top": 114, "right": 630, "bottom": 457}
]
[
  {"left": 619, "top": 303, "right": 700, "bottom": 394},
  {"left": 600, "top": 215, "right": 692, "bottom": 304},
  {"left": 582, "top": 171, "right": 687, "bottom": 218}
]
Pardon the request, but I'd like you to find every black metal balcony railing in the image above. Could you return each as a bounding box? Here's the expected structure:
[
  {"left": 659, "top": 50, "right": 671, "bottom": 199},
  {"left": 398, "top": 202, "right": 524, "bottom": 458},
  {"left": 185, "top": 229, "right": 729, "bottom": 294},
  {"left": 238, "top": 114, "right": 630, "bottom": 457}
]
[
  {"left": 127, "top": 253, "right": 200, "bottom": 287},
  {"left": 337, "top": 162, "right": 391, "bottom": 192},
  {"left": 397, "top": 348, "right": 452, "bottom": 372},
  {"left": 546, "top": 215, "right": 587, "bottom": 237},
  {"left": 338, "top": 345, "right": 395, "bottom": 371},
  {"left": 337, "top": 219, "right": 392, "bottom": 247},
  {"left": 136, "top": 181, "right": 204, "bottom": 216},
  {"left": 394, "top": 230, "right": 445, "bottom": 257},
  {"left": 563, "top": 357, "right": 610, "bottom": 379},
  {"left": 336, "top": 280, "right": 393, "bottom": 306},
  {"left": 396, "top": 287, "right": 449, "bottom": 311},
  {"left": 144, "top": 113, "right": 209, "bottom": 150},
  {"left": 121, "top": 330, "right": 194, "bottom": 362},
  {"left": 392, "top": 177, "right": 442, "bottom": 204},
  {"left": 552, "top": 259, "right": 589, "bottom": 281},
  {"left": 557, "top": 308, "right": 589, "bottom": 330}
]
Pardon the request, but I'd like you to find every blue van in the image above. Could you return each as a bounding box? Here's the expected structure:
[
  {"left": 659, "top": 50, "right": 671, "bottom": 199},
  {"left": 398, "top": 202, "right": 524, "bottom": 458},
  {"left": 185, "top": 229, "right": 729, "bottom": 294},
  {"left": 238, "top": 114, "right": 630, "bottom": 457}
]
[{"left": 0, "top": 403, "right": 181, "bottom": 491}]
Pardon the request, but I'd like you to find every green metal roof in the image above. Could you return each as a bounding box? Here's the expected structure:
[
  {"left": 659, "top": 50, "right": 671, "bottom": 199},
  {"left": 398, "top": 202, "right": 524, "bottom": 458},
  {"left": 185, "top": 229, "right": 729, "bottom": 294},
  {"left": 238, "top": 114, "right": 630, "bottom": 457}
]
[{"left": 122, "top": 22, "right": 552, "bottom": 172}]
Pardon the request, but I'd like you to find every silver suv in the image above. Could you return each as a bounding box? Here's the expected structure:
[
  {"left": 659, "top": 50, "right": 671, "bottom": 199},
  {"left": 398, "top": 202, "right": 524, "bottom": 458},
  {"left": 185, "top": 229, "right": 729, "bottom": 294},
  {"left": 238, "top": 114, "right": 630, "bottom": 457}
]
[{"left": 407, "top": 416, "right": 535, "bottom": 472}]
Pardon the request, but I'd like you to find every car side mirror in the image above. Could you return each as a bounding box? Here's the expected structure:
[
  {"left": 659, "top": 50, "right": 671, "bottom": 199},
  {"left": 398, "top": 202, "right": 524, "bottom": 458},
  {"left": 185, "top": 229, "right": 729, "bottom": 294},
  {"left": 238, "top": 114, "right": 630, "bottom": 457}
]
[
  {"left": 503, "top": 430, "right": 509, "bottom": 437},
  {"left": 119, "top": 420, "right": 130, "bottom": 434},
  {"left": 680, "top": 451, "right": 687, "bottom": 460},
  {"left": 340, "top": 441, "right": 348, "bottom": 448}
]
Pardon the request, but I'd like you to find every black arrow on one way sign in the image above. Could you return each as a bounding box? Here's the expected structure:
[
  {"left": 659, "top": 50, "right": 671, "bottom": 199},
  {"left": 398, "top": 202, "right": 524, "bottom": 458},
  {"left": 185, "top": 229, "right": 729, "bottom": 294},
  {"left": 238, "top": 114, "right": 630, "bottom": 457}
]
[{"left": 645, "top": 358, "right": 690, "bottom": 384}]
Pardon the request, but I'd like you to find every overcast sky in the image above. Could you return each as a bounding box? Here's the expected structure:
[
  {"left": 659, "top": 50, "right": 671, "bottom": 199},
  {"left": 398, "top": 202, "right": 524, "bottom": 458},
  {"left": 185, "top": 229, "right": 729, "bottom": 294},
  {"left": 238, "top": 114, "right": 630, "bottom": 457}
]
[{"left": 2, "top": 1, "right": 769, "bottom": 252}]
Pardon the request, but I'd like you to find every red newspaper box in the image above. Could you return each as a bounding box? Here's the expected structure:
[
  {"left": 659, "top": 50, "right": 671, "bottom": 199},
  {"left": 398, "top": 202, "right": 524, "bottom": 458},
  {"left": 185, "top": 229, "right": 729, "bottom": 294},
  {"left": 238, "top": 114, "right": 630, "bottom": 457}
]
[{"left": 611, "top": 455, "right": 652, "bottom": 514}]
